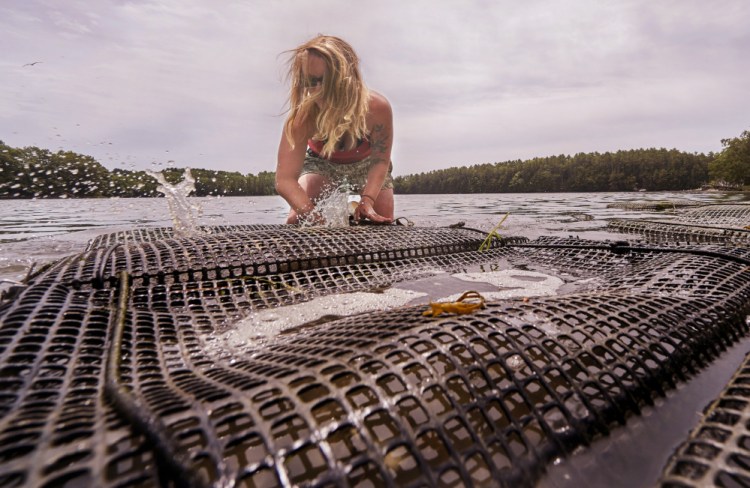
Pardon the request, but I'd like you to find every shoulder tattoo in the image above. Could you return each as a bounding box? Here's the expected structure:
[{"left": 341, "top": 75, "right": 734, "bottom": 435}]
[{"left": 369, "top": 123, "right": 390, "bottom": 157}]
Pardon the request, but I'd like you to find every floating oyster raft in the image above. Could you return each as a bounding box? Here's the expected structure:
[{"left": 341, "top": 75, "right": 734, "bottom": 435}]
[{"left": 1, "top": 203, "right": 750, "bottom": 487}]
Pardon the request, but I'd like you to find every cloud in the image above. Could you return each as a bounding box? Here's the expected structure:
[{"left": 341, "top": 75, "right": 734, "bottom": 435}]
[{"left": 1, "top": 0, "right": 749, "bottom": 176}]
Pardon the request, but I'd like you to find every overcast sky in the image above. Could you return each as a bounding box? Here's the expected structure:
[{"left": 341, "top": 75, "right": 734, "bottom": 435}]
[{"left": 2, "top": 0, "right": 748, "bottom": 177}]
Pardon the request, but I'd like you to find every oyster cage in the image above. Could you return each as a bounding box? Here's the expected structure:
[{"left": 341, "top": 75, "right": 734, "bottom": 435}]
[
  {"left": 660, "top": 347, "right": 750, "bottom": 487},
  {"left": 1, "top": 224, "right": 750, "bottom": 487},
  {"left": 606, "top": 199, "right": 706, "bottom": 211},
  {"left": 609, "top": 204, "right": 750, "bottom": 245}
]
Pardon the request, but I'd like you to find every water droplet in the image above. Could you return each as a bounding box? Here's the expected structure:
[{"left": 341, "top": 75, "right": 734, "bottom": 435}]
[
  {"left": 559, "top": 336, "right": 580, "bottom": 351},
  {"left": 544, "top": 408, "right": 570, "bottom": 433},
  {"left": 538, "top": 320, "right": 562, "bottom": 337},
  {"left": 565, "top": 393, "right": 590, "bottom": 420},
  {"left": 506, "top": 354, "right": 525, "bottom": 371}
]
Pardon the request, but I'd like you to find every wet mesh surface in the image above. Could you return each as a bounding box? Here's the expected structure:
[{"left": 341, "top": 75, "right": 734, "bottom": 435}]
[
  {"left": 683, "top": 204, "right": 750, "bottom": 227},
  {"left": 608, "top": 204, "right": 750, "bottom": 245},
  {"left": 31, "top": 226, "right": 510, "bottom": 288},
  {"left": 85, "top": 224, "right": 282, "bottom": 250},
  {"left": 606, "top": 199, "right": 705, "bottom": 211},
  {"left": 1, "top": 226, "right": 750, "bottom": 487},
  {"left": 660, "top": 349, "right": 750, "bottom": 487}
]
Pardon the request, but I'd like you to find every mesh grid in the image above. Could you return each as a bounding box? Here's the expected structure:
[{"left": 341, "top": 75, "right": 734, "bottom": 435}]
[
  {"left": 660, "top": 349, "right": 750, "bottom": 487},
  {"left": 606, "top": 200, "right": 705, "bottom": 211},
  {"left": 607, "top": 219, "right": 750, "bottom": 245},
  {"left": 112, "top": 290, "right": 748, "bottom": 487},
  {"left": 0, "top": 281, "right": 156, "bottom": 488},
  {"left": 1, "top": 226, "right": 750, "bottom": 487},
  {"left": 30, "top": 226, "right": 509, "bottom": 288},
  {"left": 608, "top": 204, "right": 750, "bottom": 245},
  {"left": 130, "top": 247, "right": 517, "bottom": 322},
  {"left": 85, "top": 224, "right": 282, "bottom": 250},
  {"left": 682, "top": 204, "right": 750, "bottom": 227}
]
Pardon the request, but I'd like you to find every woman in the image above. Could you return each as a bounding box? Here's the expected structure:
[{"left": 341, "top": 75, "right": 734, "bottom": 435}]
[{"left": 275, "top": 35, "right": 394, "bottom": 224}]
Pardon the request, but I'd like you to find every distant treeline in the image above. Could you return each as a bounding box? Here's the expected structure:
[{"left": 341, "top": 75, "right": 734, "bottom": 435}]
[
  {"left": 395, "top": 148, "right": 712, "bottom": 193},
  {"left": 396, "top": 128, "right": 749, "bottom": 193},
  {"left": 1, "top": 129, "right": 747, "bottom": 198},
  {"left": 0, "top": 141, "right": 276, "bottom": 198}
]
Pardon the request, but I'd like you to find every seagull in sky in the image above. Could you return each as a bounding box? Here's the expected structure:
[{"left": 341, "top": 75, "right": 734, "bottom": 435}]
[{"left": 22, "top": 61, "right": 42, "bottom": 67}]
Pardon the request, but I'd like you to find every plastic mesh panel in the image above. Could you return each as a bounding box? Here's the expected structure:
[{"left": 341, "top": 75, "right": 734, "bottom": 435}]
[
  {"left": 682, "top": 204, "right": 750, "bottom": 227},
  {"left": 111, "top": 290, "right": 748, "bottom": 487},
  {"left": 131, "top": 247, "right": 517, "bottom": 320},
  {"left": 0, "top": 281, "right": 160, "bottom": 487},
  {"left": 2, "top": 228, "right": 750, "bottom": 487},
  {"left": 30, "top": 226, "right": 505, "bottom": 288},
  {"left": 85, "top": 224, "right": 283, "bottom": 250},
  {"left": 608, "top": 219, "right": 750, "bottom": 245},
  {"left": 606, "top": 200, "right": 705, "bottom": 211},
  {"left": 660, "top": 350, "right": 750, "bottom": 487},
  {"left": 608, "top": 204, "right": 750, "bottom": 244},
  {"left": 507, "top": 237, "right": 654, "bottom": 279}
]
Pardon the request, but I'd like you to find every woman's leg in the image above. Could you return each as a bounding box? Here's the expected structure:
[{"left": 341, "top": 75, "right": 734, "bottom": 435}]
[
  {"left": 373, "top": 188, "right": 394, "bottom": 220},
  {"left": 285, "top": 173, "right": 331, "bottom": 223}
]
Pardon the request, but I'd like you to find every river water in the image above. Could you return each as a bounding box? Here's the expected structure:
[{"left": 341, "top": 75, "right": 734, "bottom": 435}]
[{"left": 1, "top": 191, "right": 748, "bottom": 283}]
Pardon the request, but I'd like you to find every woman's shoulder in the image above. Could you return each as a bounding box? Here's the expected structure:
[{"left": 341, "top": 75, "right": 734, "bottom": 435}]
[
  {"left": 367, "top": 90, "right": 392, "bottom": 120},
  {"left": 289, "top": 112, "right": 317, "bottom": 140},
  {"left": 368, "top": 90, "right": 390, "bottom": 108}
]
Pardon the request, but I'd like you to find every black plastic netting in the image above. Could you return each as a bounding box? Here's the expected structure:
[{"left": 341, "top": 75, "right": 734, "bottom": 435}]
[
  {"left": 1, "top": 225, "right": 750, "bottom": 487},
  {"left": 85, "top": 225, "right": 283, "bottom": 250},
  {"left": 606, "top": 200, "right": 705, "bottom": 211},
  {"left": 31, "top": 226, "right": 519, "bottom": 288},
  {"left": 608, "top": 204, "right": 750, "bottom": 245},
  {"left": 683, "top": 204, "right": 750, "bottom": 227},
  {"left": 659, "top": 349, "right": 750, "bottom": 487}
]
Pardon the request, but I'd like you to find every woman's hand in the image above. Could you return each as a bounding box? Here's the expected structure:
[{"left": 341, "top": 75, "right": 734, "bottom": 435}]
[
  {"left": 354, "top": 199, "right": 392, "bottom": 223},
  {"left": 287, "top": 206, "right": 324, "bottom": 225},
  {"left": 300, "top": 209, "right": 325, "bottom": 226}
]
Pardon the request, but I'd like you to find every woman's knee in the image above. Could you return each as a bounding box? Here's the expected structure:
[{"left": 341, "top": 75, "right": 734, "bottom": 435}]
[
  {"left": 374, "top": 189, "right": 394, "bottom": 219},
  {"left": 298, "top": 173, "right": 330, "bottom": 200}
]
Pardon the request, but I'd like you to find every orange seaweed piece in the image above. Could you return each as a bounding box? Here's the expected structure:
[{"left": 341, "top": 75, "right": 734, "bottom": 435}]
[{"left": 422, "top": 291, "right": 486, "bottom": 317}]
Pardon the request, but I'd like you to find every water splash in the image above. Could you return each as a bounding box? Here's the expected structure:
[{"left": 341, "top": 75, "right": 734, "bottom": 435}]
[
  {"left": 145, "top": 169, "right": 202, "bottom": 237},
  {"left": 304, "top": 178, "right": 357, "bottom": 227}
]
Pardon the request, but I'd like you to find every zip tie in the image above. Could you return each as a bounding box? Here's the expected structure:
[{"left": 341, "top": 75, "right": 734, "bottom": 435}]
[
  {"left": 423, "top": 291, "right": 486, "bottom": 317},
  {"left": 479, "top": 213, "right": 510, "bottom": 251}
]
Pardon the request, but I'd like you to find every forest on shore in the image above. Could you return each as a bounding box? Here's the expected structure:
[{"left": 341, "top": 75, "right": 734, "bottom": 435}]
[{"left": 1, "top": 129, "right": 747, "bottom": 198}]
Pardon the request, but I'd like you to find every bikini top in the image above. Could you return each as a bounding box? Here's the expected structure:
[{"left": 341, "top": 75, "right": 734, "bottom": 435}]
[{"left": 307, "top": 136, "right": 372, "bottom": 164}]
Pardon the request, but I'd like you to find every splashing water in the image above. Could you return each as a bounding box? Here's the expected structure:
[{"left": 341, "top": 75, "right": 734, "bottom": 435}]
[
  {"left": 145, "top": 169, "right": 203, "bottom": 237},
  {"left": 305, "top": 178, "right": 357, "bottom": 227}
]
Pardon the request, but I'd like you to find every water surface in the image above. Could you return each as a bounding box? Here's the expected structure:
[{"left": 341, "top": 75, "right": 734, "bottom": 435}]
[{"left": 0, "top": 191, "right": 744, "bottom": 283}]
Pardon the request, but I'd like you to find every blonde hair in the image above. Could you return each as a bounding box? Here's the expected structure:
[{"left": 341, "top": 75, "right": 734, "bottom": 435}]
[{"left": 283, "top": 35, "right": 370, "bottom": 157}]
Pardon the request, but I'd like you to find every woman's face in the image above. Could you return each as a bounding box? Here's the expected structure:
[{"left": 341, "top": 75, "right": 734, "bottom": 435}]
[{"left": 304, "top": 52, "right": 327, "bottom": 107}]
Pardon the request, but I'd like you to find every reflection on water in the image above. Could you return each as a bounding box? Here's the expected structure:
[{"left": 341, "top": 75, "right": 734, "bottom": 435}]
[{"left": 0, "top": 191, "right": 745, "bottom": 282}]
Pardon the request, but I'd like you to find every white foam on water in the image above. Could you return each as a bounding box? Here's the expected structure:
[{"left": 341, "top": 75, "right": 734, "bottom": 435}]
[
  {"left": 214, "top": 268, "right": 568, "bottom": 353},
  {"left": 443, "top": 270, "right": 571, "bottom": 338},
  {"left": 443, "top": 269, "right": 565, "bottom": 300},
  {"left": 224, "top": 287, "right": 427, "bottom": 348}
]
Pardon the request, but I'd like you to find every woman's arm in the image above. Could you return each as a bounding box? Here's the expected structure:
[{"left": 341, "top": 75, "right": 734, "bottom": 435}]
[
  {"left": 275, "top": 120, "right": 318, "bottom": 224},
  {"left": 356, "top": 92, "right": 393, "bottom": 222}
]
